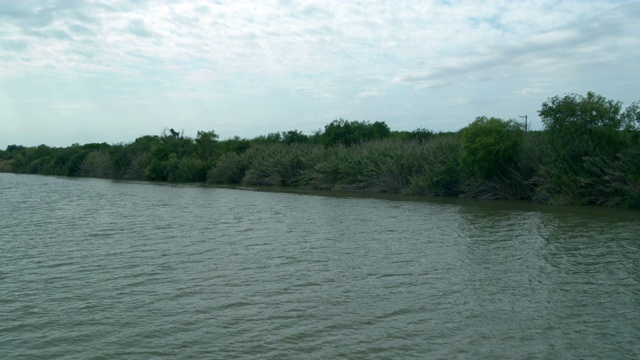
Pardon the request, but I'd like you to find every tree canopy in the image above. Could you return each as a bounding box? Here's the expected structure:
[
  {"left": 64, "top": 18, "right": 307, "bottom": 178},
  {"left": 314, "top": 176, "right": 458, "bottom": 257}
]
[{"left": 460, "top": 116, "right": 523, "bottom": 179}]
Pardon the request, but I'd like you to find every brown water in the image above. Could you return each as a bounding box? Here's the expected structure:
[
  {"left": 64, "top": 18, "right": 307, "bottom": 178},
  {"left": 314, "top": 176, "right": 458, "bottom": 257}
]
[{"left": 1, "top": 173, "right": 639, "bottom": 359}]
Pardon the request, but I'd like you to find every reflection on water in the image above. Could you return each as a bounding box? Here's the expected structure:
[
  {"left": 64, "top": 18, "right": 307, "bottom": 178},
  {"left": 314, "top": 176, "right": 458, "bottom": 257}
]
[{"left": 0, "top": 173, "right": 639, "bottom": 359}]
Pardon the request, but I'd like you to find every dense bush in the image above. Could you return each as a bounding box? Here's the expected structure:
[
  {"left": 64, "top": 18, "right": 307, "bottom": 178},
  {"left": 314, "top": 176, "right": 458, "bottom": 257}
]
[
  {"left": 461, "top": 116, "right": 524, "bottom": 179},
  {"left": 406, "top": 135, "right": 462, "bottom": 196},
  {"left": 540, "top": 92, "right": 629, "bottom": 162},
  {"left": 322, "top": 119, "right": 391, "bottom": 147},
  {"left": 534, "top": 92, "right": 640, "bottom": 205},
  {"left": 207, "top": 152, "right": 247, "bottom": 184},
  {"left": 79, "top": 150, "right": 114, "bottom": 178},
  {"left": 4, "top": 92, "right": 640, "bottom": 208},
  {"left": 240, "top": 143, "right": 315, "bottom": 186}
]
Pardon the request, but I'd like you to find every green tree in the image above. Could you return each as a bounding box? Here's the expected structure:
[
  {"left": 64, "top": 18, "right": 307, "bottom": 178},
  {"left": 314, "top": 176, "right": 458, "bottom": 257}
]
[
  {"left": 322, "top": 119, "right": 390, "bottom": 147},
  {"left": 536, "top": 92, "right": 640, "bottom": 205},
  {"left": 461, "top": 116, "right": 524, "bottom": 179},
  {"left": 539, "top": 91, "right": 631, "bottom": 160},
  {"left": 79, "top": 150, "right": 114, "bottom": 178},
  {"left": 282, "top": 130, "right": 309, "bottom": 145},
  {"left": 195, "top": 130, "right": 219, "bottom": 161},
  {"left": 220, "top": 136, "right": 251, "bottom": 154}
]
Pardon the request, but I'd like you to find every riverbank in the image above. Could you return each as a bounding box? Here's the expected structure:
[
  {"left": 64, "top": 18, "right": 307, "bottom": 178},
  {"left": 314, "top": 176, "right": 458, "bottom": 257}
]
[
  {"left": 2, "top": 92, "right": 639, "bottom": 208},
  {"left": 2, "top": 132, "right": 639, "bottom": 209}
]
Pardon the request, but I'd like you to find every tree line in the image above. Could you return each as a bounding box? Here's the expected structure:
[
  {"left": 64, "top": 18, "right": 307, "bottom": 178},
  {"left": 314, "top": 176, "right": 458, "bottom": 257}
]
[{"left": 2, "top": 92, "right": 639, "bottom": 208}]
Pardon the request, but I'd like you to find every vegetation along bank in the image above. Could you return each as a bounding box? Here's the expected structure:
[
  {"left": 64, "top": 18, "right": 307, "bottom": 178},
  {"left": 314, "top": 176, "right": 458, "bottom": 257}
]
[{"left": 2, "top": 92, "right": 639, "bottom": 208}]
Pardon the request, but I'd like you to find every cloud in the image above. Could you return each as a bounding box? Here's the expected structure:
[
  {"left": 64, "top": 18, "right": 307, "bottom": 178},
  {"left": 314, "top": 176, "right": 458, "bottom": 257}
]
[
  {"left": 1, "top": 1, "right": 636, "bottom": 84},
  {"left": 357, "top": 90, "right": 386, "bottom": 99},
  {"left": 1, "top": 39, "right": 29, "bottom": 51},
  {"left": 68, "top": 23, "right": 95, "bottom": 36},
  {"left": 392, "top": 1, "right": 640, "bottom": 90},
  {"left": 294, "top": 86, "right": 313, "bottom": 94},
  {"left": 1, "top": 0, "right": 639, "bottom": 147},
  {"left": 0, "top": 1, "right": 55, "bottom": 29},
  {"left": 125, "top": 19, "right": 154, "bottom": 38}
]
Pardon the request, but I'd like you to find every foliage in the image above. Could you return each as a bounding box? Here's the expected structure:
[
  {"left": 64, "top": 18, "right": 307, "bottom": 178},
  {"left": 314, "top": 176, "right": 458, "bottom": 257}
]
[
  {"left": 145, "top": 158, "right": 168, "bottom": 181},
  {"left": 355, "top": 140, "right": 429, "bottom": 193},
  {"left": 195, "top": 130, "right": 219, "bottom": 161},
  {"left": 534, "top": 92, "right": 640, "bottom": 206},
  {"left": 241, "top": 143, "right": 314, "bottom": 186},
  {"left": 539, "top": 91, "right": 629, "bottom": 160},
  {"left": 207, "top": 152, "right": 247, "bottom": 184},
  {"left": 460, "top": 116, "right": 524, "bottom": 179},
  {"left": 283, "top": 130, "right": 309, "bottom": 145},
  {"left": 79, "top": 150, "right": 114, "bottom": 178},
  {"left": 322, "top": 119, "right": 391, "bottom": 147},
  {"left": 219, "top": 136, "right": 251, "bottom": 154},
  {"left": 406, "top": 135, "right": 462, "bottom": 196},
  {"left": 579, "top": 150, "right": 640, "bottom": 208},
  {"left": 4, "top": 97, "right": 640, "bottom": 209},
  {"left": 166, "top": 156, "right": 207, "bottom": 183}
]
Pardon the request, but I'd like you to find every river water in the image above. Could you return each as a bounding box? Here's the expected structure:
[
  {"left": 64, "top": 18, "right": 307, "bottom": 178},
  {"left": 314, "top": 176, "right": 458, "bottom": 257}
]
[{"left": 1, "top": 173, "right": 639, "bottom": 359}]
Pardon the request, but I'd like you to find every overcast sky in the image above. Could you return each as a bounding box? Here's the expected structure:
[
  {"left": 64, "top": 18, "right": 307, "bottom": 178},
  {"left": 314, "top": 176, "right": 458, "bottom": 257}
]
[{"left": 1, "top": 0, "right": 639, "bottom": 148}]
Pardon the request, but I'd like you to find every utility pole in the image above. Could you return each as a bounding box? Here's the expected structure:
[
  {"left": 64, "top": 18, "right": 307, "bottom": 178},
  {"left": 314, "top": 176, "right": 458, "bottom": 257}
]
[{"left": 519, "top": 115, "right": 528, "bottom": 132}]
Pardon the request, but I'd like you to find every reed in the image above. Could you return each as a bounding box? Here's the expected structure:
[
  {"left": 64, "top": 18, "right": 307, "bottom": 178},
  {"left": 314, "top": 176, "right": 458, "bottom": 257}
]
[{"left": 405, "top": 135, "right": 462, "bottom": 196}]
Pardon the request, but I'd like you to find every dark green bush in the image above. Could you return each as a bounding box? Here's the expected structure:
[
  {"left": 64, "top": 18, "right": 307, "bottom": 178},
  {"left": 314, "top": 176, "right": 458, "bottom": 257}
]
[
  {"left": 460, "top": 116, "right": 524, "bottom": 179},
  {"left": 207, "top": 152, "right": 247, "bottom": 184},
  {"left": 407, "top": 136, "right": 462, "bottom": 196},
  {"left": 79, "top": 150, "right": 114, "bottom": 178}
]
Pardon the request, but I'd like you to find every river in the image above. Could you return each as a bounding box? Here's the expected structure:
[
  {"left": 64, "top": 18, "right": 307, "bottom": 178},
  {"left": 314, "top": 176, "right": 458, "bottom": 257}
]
[{"left": 1, "top": 173, "right": 639, "bottom": 359}]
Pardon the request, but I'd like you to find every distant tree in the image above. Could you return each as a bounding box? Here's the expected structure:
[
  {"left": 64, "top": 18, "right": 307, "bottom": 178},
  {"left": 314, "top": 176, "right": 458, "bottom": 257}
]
[
  {"left": 539, "top": 91, "right": 635, "bottom": 160},
  {"left": 410, "top": 128, "right": 435, "bottom": 142},
  {"left": 146, "top": 158, "right": 167, "bottom": 181},
  {"left": 195, "top": 130, "right": 219, "bottom": 160},
  {"left": 622, "top": 101, "right": 640, "bottom": 130},
  {"left": 282, "top": 130, "right": 309, "bottom": 145},
  {"left": 6, "top": 145, "right": 26, "bottom": 152},
  {"left": 540, "top": 92, "right": 624, "bottom": 133},
  {"left": 132, "top": 135, "right": 162, "bottom": 152},
  {"left": 79, "top": 150, "right": 114, "bottom": 178},
  {"left": 461, "top": 116, "right": 524, "bottom": 179},
  {"left": 322, "top": 119, "right": 391, "bottom": 146},
  {"left": 220, "top": 136, "right": 251, "bottom": 154}
]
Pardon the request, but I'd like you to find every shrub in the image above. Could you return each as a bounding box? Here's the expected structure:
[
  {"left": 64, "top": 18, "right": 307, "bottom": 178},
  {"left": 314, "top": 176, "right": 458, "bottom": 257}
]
[
  {"left": 241, "top": 144, "right": 315, "bottom": 186},
  {"left": 539, "top": 91, "right": 632, "bottom": 161},
  {"left": 460, "top": 116, "right": 524, "bottom": 179},
  {"left": 578, "top": 150, "right": 640, "bottom": 208},
  {"left": 357, "top": 140, "right": 428, "bottom": 193},
  {"left": 78, "top": 150, "right": 114, "bottom": 178},
  {"left": 166, "top": 157, "right": 207, "bottom": 183},
  {"left": 145, "top": 158, "right": 167, "bottom": 181},
  {"left": 407, "top": 135, "right": 462, "bottom": 196},
  {"left": 125, "top": 152, "right": 151, "bottom": 180},
  {"left": 322, "top": 119, "right": 391, "bottom": 147},
  {"left": 207, "top": 152, "right": 247, "bottom": 184}
]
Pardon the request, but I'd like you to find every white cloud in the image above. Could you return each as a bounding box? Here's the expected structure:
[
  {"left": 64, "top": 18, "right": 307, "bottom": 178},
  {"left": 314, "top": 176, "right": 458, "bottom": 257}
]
[
  {"left": 357, "top": 90, "right": 386, "bottom": 99},
  {"left": 1, "top": 0, "right": 639, "bottom": 147}
]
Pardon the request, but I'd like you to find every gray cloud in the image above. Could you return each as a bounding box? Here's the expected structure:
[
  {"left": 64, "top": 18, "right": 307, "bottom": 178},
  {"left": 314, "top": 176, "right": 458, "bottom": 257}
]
[
  {"left": 125, "top": 19, "right": 154, "bottom": 38},
  {"left": 2, "top": 0, "right": 639, "bottom": 148},
  {"left": 68, "top": 23, "right": 95, "bottom": 36},
  {"left": 1, "top": 40, "right": 29, "bottom": 51},
  {"left": 28, "top": 28, "right": 71, "bottom": 39},
  {"left": 0, "top": 0, "right": 100, "bottom": 29},
  {"left": 394, "top": 2, "right": 640, "bottom": 90},
  {"left": 0, "top": 3, "right": 54, "bottom": 29}
]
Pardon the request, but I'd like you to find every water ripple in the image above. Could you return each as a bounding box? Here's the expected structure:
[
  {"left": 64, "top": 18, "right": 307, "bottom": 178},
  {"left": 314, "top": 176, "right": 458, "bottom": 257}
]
[{"left": 1, "top": 174, "right": 639, "bottom": 359}]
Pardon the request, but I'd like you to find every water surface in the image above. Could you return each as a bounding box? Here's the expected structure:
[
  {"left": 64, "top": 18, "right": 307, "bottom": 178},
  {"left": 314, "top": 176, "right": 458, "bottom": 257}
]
[{"left": 1, "top": 173, "right": 639, "bottom": 359}]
